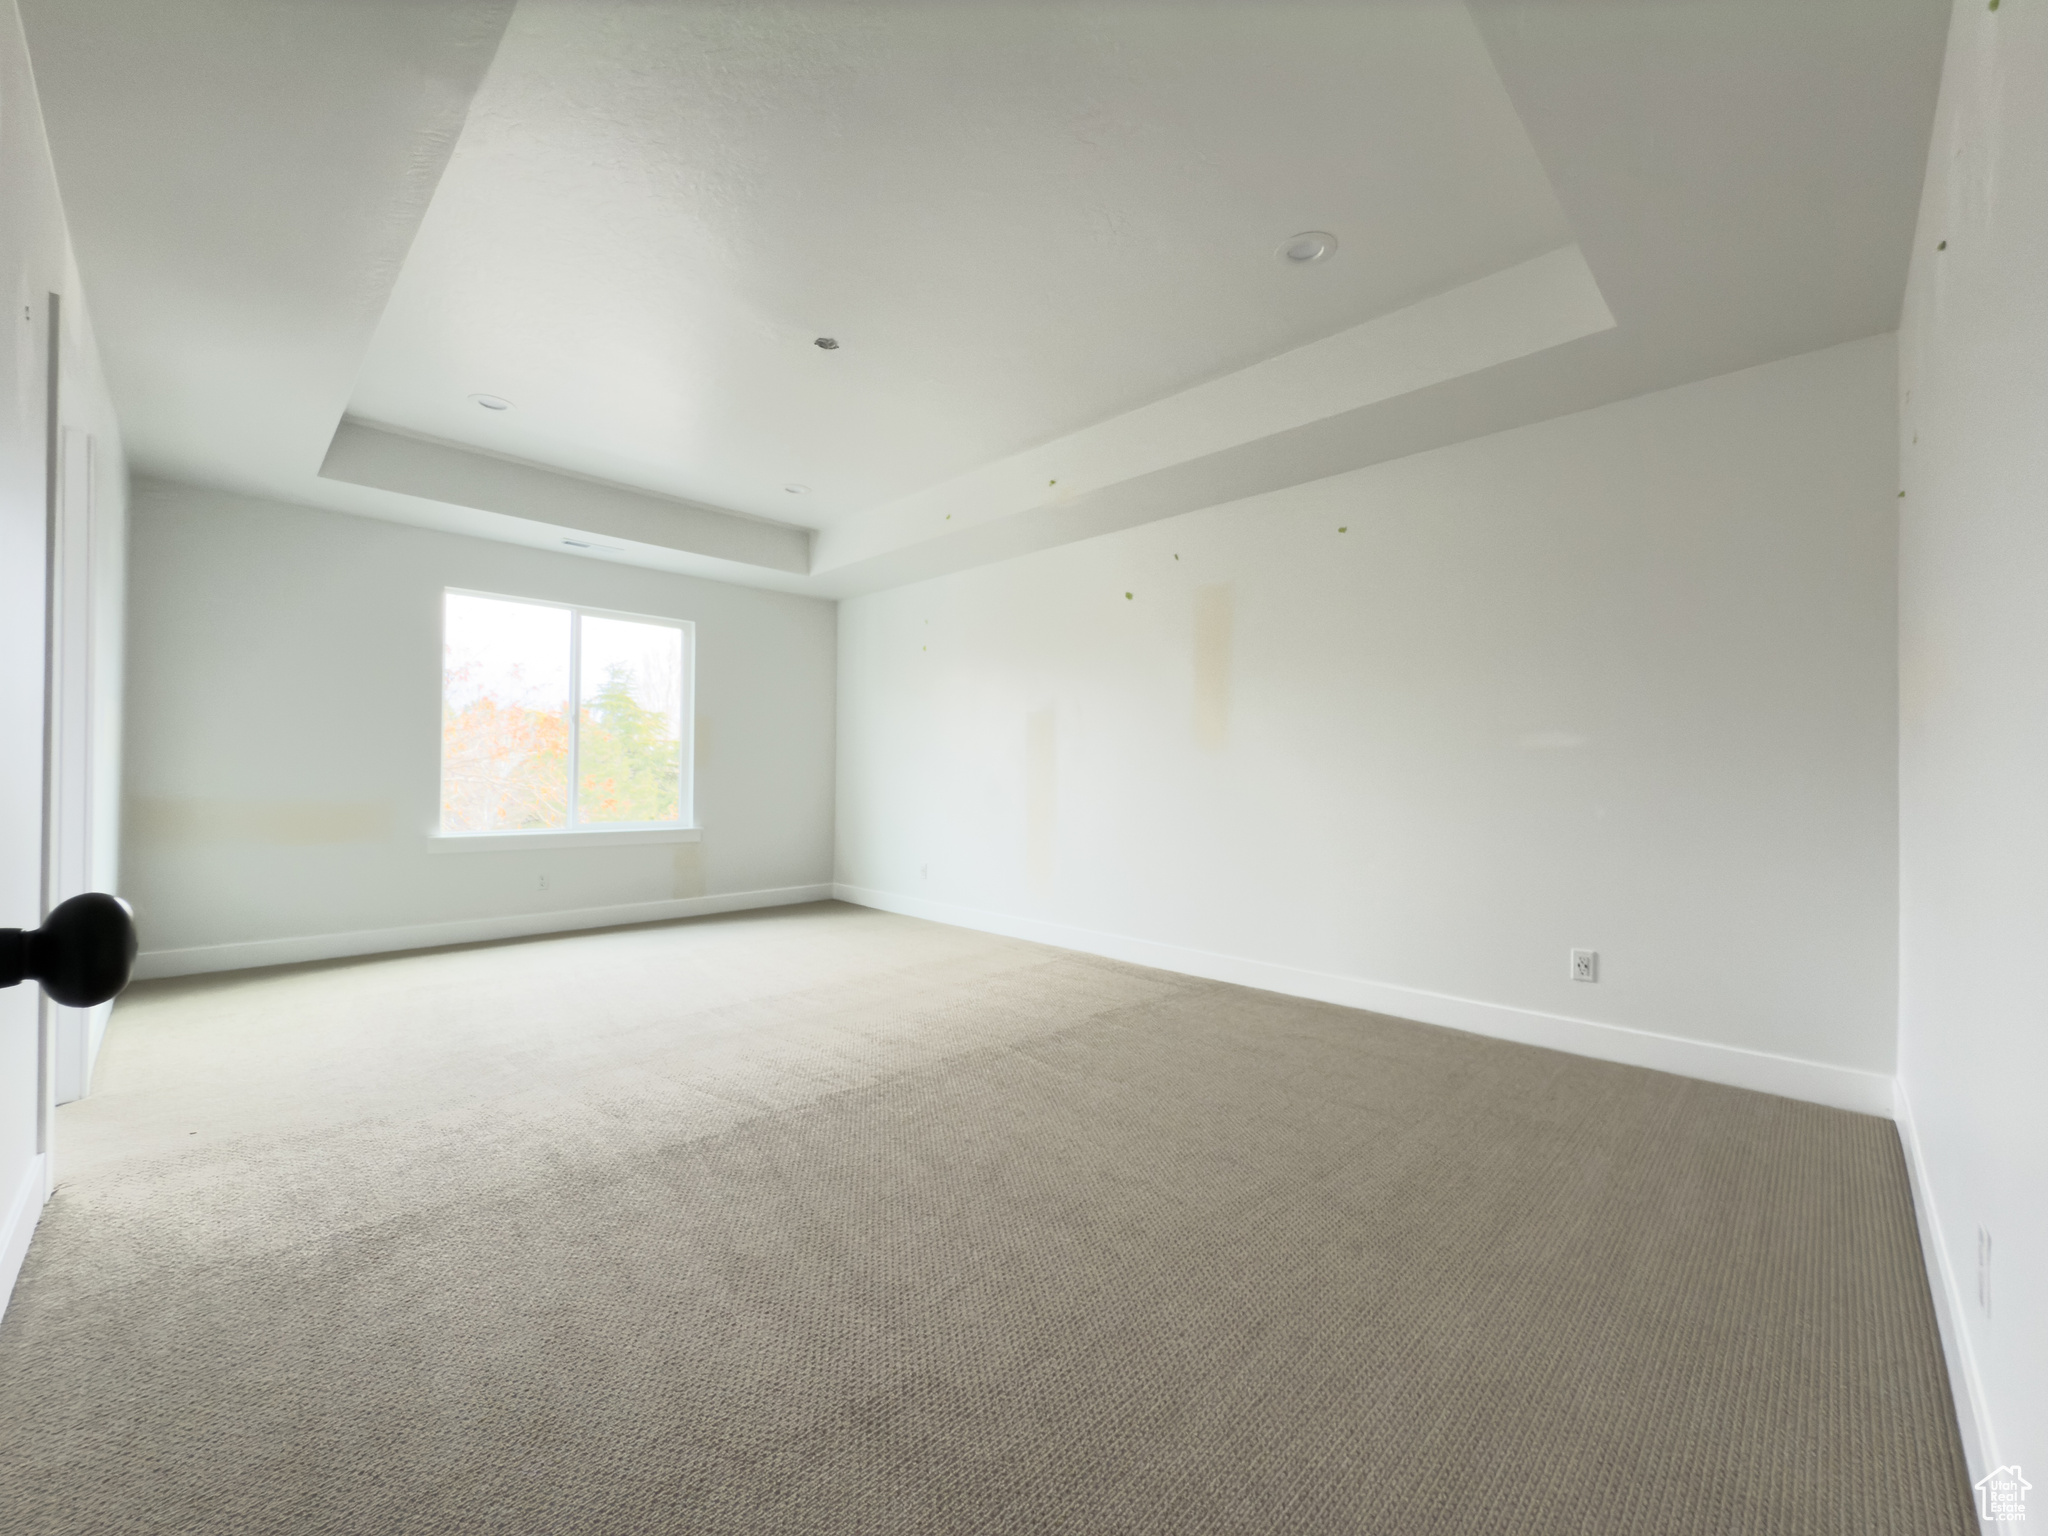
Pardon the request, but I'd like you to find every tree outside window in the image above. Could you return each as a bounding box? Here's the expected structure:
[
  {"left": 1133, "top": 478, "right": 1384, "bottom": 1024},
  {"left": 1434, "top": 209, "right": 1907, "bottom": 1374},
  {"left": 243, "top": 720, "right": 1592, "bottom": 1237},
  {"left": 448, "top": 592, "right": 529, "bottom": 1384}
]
[{"left": 441, "top": 591, "right": 689, "bottom": 833}]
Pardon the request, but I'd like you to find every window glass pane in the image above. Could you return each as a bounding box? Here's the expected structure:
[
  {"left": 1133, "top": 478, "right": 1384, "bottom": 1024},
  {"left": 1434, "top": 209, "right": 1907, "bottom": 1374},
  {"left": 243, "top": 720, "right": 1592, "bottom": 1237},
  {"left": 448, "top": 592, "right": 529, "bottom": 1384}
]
[
  {"left": 577, "top": 615, "right": 684, "bottom": 824},
  {"left": 441, "top": 593, "right": 571, "bottom": 831}
]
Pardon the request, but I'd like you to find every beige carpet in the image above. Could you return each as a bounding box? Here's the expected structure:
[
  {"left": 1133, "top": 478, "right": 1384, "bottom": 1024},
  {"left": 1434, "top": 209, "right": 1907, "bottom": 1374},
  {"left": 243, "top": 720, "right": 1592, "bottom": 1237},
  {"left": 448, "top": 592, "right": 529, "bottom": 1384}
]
[{"left": 0, "top": 902, "right": 1971, "bottom": 1534}]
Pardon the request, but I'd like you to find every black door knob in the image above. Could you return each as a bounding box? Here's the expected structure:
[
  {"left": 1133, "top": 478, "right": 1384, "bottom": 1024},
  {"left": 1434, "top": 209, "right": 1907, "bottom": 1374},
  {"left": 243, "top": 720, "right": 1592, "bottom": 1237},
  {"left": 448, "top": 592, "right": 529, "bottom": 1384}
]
[{"left": 0, "top": 892, "right": 139, "bottom": 1008}]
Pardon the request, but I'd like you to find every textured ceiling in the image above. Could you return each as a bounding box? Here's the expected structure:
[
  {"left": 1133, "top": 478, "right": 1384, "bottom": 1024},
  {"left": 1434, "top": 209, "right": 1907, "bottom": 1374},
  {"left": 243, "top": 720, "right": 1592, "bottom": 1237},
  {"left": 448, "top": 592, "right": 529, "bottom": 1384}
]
[
  {"left": 23, "top": 0, "right": 1949, "bottom": 595},
  {"left": 347, "top": 0, "right": 1572, "bottom": 528}
]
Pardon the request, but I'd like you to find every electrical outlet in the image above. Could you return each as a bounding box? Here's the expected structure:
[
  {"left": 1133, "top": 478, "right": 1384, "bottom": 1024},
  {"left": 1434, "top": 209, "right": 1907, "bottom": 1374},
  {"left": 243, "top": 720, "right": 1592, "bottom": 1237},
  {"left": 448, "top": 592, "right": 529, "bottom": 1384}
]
[
  {"left": 1571, "top": 949, "right": 1598, "bottom": 983},
  {"left": 1978, "top": 1226, "right": 1992, "bottom": 1318},
  {"left": 538, "top": 873, "right": 549, "bottom": 891}
]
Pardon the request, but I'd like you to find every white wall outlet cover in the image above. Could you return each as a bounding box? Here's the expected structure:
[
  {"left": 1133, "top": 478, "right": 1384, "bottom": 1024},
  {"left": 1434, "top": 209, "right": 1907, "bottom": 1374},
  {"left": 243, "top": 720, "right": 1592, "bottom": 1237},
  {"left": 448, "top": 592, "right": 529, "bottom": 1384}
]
[{"left": 1571, "top": 949, "right": 1598, "bottom": 982}]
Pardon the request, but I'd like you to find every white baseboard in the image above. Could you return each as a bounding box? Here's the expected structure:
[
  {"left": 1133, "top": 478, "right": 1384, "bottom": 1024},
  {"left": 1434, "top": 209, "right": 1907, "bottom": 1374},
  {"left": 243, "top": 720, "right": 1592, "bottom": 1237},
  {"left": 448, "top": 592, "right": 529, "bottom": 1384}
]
[
  {"left": 833, "top": 884, "right": 1896, "bottom": 1118},
  {"left": 0, "top": 1153, "right": 48, "bottom": 1335},
  {"left": 132, "top": 884, "right": 836, "bottom": 981},
  {"left": 1894, "top": 1078, "right": 1997, "bottom": 1493}
]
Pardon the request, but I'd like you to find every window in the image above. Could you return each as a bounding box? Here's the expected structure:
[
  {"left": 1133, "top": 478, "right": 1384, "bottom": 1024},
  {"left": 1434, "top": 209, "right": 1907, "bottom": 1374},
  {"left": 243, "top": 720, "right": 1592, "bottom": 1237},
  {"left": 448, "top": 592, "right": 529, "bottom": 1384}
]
[{"left": 439, "top": 590, "right": 691, "bottom": 837}]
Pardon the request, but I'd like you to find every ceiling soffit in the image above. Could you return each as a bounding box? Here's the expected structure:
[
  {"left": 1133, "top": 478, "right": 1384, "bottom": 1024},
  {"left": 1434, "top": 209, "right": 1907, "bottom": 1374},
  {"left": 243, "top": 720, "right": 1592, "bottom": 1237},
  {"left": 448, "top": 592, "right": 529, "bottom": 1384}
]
[
  {"left": 24, "top": 0, "right": 1948, "bottom": 591},
  {"left": 330, "top": 0, "right": 1593, "bottom": 570}
]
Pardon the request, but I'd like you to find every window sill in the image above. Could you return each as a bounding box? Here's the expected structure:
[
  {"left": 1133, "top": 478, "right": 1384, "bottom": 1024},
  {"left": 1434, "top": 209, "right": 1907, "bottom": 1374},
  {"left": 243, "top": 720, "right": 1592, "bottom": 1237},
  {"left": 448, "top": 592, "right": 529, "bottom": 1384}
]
[{"left": 428, "top": 826, "right": 701, "bottom": 853}]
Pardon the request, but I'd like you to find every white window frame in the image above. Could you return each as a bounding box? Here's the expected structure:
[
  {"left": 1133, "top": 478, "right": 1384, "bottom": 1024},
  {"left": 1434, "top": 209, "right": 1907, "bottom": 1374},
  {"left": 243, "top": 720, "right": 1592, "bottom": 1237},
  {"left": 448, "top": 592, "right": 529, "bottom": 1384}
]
[{"left": 430, "top": 588, "right": 698, "bottom": 851}]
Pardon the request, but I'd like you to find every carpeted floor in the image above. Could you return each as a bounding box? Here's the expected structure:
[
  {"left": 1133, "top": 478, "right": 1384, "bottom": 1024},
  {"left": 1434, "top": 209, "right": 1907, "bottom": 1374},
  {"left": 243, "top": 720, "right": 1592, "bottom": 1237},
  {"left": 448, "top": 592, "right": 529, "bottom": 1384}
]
[{"left": 0, "top": 901, "right": 1972, "bottom": 1534}]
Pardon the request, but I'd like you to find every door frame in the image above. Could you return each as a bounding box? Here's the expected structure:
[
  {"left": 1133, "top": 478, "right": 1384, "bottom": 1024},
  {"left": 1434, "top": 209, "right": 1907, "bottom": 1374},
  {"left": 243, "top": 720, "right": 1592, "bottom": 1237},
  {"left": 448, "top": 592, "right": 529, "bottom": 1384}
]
[{"left": 47, "top": 417, "right": 101, "bottom": 1104}]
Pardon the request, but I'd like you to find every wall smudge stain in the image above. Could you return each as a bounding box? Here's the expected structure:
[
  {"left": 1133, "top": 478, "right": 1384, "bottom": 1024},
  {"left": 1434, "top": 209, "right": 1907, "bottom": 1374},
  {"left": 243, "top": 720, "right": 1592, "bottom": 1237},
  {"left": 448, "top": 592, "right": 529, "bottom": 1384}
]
[
  {"left": 127, "top": 798, "right": 395, "bottom": 846},
  {"left": 672, "top": 839, "right": 706, "bottom": 899},
  {"left": 1193, "top": 584, "right": 1233, "bottom": 752}
]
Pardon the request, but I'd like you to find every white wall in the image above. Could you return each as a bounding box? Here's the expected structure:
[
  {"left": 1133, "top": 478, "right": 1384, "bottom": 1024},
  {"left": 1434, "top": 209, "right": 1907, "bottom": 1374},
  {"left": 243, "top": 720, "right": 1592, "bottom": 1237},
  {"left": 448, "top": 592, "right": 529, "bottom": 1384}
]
[
  {"left": 1895, "top": 0, "right": 2047, "bottom": 1487},
  {"left": 839, "top": 336, "right": 1900, "bottom": 1109},
  {"left": 1, "top": 0, "right": 128, "bottom": 1312},
  {"left": 122, "top": 481, "right": 835, "bottom": 974}
]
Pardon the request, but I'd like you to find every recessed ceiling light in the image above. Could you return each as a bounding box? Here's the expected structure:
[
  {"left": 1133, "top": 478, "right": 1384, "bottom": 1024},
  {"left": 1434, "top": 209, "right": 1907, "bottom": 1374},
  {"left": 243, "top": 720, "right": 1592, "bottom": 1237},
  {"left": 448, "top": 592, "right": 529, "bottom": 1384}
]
[
  {"left": 1279, "top": 231, "right": 1338, "bottom": 264},
  {"left": 784, "top": 484, "right": 810, "bottom": 495},
  {"left": 470, "top": 393, "right": 512, "bottom": 410},
  {"left": 813, "top": 337, "right": 839, "bottom": 350}
]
